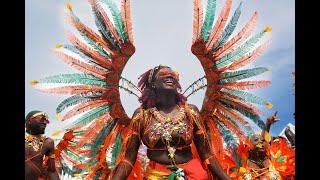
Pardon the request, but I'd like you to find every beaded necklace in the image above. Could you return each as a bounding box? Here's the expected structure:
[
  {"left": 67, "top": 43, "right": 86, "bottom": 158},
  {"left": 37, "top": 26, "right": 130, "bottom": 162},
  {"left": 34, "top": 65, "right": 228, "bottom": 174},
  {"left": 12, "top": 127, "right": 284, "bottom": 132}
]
[
  {"left": 25, "top": 133, "right": 45, "bottom": 152},
  {"left": 149, "top": 106, "right": 187, "bottom": 165}
]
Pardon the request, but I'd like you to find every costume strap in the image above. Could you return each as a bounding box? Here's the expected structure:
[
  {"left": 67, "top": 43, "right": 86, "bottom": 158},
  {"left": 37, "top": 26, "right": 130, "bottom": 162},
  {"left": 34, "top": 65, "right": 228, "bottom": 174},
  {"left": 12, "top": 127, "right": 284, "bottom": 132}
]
[{"left": 25, "top": 152, "right": 42, "bottom": 162}]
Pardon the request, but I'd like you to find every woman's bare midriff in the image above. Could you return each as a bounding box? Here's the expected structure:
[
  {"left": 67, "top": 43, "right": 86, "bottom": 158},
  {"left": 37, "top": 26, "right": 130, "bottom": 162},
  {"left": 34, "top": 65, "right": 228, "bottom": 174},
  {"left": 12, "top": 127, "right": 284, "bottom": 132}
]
[{"left": 147, "top": 147, "right": 193, "bottom": 165}]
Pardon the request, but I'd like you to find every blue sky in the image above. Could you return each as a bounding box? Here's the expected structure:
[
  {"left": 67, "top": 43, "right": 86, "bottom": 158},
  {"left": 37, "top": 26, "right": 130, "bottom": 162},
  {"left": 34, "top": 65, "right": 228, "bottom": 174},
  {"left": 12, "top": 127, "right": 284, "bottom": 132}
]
[{"left": 26, "top": 0, "right": 295, "bottom": 137}]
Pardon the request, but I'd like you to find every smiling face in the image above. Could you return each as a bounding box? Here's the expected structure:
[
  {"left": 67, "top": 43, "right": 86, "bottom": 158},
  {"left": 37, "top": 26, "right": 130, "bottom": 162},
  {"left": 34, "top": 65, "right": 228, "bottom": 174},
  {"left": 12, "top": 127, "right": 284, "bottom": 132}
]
[
  {"left": 27, "top": 114, "right": 50, "bottom": 134},
  {"left": 152, "top": 67, "right": 180, "bottom": 92},
  {"left": 249, "top": 134, "right": 269, "bottom": 161}
]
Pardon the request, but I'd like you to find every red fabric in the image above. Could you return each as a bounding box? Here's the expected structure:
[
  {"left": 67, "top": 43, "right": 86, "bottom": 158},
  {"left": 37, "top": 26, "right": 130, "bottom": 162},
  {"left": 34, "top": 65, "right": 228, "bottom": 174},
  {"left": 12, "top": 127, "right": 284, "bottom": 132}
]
[{"left": 148, "top": 158, "right": 209, "bottom": 180}]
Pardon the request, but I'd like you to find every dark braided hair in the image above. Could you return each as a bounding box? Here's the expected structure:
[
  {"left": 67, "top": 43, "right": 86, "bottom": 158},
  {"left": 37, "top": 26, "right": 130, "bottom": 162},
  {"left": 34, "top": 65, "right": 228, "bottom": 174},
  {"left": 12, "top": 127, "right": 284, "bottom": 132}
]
[{"left": 137, "top": 65, "right": 186, "bottom": 109}]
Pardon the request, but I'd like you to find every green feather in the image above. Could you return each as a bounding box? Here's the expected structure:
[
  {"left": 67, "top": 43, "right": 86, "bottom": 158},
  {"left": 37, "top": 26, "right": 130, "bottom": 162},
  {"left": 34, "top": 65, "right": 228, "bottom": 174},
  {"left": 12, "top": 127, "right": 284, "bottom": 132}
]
[
  {"left": 102, "top": 0, "right": 127, "bottom": 42},
  {"left": 69, "top": 10, "right": 110, "bottom": 59},
  {"left": 73, "top": 130, "right": 85, "bottom": 136},
  {"left": 231, "top": 150, "right": 242, "bottom": 167},
  {"left": 215, "top": 30, "right": 267, "bottom": 69},
  {"left": 217, "top": 122, "right": 238, "bottom": 149},
  {"left": 40, "top": 73, "right": 108, "bottom": 87},
  {"left": 60, "top": 158, "right": 81, "bottom": 177},
  {"left": 63, "top": 45, "right": 110, "bottom": 72},
  {"left": 212, "top": 2, "right": 242, "bottom": 52},
  {"left": 69, "top": 105, "right": 112, "bottom": 128},
  {"left": 200, "top": 0, "right": 216, "bottom": 41},
  {"left": 90, "top": 119, "right": 117, "bottom": 157},
  {"left": 219, "top": 99, "right": 266, "bottom": 130},
  {"left": 218, "top": 110, "right": 253, "bottom": 136},
  {"left": 56, "top": 92, "right": 102, "bottom": 114},
  {"left": 62, "top": 165, "right": 75, "bottom": 177},
  {"left": 220, "top": 88, "right": 268, "bottom": 105},
  {"left": 83, "top": 35, "right": 111, "bottom": 59},
  {"left": 110, "top": 133, "right": 122, "bottom": 168},
  {"left": 65, "top": 149, "right": 86, "bottom": 163},
  {"left": 219, "top": 67, "right": 268, "bottom": 84},
  {"left": 91, "top": 6, "right": 119, "bottom": 50}
]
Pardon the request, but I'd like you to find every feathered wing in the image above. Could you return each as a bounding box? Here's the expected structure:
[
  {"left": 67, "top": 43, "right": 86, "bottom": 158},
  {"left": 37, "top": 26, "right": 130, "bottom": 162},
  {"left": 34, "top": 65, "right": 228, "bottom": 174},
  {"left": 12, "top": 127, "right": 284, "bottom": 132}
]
[
  {"left": 31, "top": 0, "right": 137, "bottom": 178},
  {"left": 190, "top": 0, "right": 272, "bottom": 163}
]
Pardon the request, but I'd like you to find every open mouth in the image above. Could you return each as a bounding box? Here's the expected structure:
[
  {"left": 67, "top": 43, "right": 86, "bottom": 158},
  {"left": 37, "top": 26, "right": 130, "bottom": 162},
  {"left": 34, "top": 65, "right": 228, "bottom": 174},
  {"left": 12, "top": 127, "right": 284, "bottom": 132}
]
[{"left": 163, "top": 77, "right": 175, "bottom": 86}]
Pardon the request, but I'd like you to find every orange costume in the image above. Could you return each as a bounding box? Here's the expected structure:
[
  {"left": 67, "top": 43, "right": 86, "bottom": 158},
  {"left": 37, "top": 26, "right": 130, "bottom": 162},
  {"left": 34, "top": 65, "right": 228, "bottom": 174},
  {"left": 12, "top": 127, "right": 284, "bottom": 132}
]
[{"left": 31, "top": 0, "right": 277, "bottom": 178}]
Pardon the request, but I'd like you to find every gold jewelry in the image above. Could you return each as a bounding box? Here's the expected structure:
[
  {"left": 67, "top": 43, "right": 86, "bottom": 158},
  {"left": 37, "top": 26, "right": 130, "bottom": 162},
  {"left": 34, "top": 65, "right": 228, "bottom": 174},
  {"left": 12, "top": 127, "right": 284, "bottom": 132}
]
[{"left": 25, "top": 133, "right": 45, "bottom": 152}]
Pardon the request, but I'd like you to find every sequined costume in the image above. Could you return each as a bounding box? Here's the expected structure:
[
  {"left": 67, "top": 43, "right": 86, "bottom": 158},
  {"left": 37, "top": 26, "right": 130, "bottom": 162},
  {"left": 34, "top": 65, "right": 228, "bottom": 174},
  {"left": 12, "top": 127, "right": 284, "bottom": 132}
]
[{"left": 30, "top": 0, "right": 281, "bottom": 179}]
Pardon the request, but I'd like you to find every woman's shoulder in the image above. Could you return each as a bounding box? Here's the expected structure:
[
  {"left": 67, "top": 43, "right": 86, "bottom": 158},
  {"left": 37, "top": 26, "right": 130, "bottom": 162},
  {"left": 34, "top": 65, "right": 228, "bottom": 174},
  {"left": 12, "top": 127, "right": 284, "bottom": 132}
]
[
  {"left": 185, "top": 103, "right": 201, "bottom": 116},
  {"left": 186, "top": 103, "right": 200, "bottom": 111}
]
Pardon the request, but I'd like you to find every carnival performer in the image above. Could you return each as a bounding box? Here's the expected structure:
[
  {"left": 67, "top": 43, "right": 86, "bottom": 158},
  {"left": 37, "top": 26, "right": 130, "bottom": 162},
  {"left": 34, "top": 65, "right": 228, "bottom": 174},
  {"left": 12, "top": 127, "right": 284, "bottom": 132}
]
[
  {"left": 110, "top": 65, "right": 230, "bottom": 179},
  {"left": 25, "top": 110, "right": 60, "bottom": 180},
  {"left": 30, "top": 0, "right": 277, "bottom": 179},
  {"left": 231, "top": 113, "right": 295, "bottom": 179}
]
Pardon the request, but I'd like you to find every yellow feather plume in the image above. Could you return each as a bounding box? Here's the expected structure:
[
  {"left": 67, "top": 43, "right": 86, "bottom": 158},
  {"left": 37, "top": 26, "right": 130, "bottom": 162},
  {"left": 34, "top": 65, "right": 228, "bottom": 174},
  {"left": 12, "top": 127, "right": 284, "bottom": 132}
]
[
  {"left": 265, "top": 102, "right": 273, "bottom": 109},
  {"left": 56, "top": 113, "right": 60, "bottom": 121},
  {"left": 55, "top": 43, "right": 63, "bottom": 48},
  {"left": 66, "top": 3, "right": 73, "bottom": 11},
  {"left": 264, "top": 26, "right": 272, "bottom": 32},
  {"left": 52, "top": 130, "right": 62, "bottom": 136},
  {"left": 29, "top": 80, "right": 39, "bottom": 86}
]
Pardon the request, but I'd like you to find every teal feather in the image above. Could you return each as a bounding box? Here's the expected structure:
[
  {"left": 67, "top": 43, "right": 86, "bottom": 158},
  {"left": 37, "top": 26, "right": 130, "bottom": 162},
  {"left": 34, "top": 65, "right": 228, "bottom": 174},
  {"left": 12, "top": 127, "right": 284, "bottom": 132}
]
[
  {"left": 73, "top": 130, "right": 85, "bottom": 136},
  {"left": 56, "top": 92, "right": 102, "bottom": 114},
  {"left": 219, "top": 99, "right": 266, "bottom": 130},
  {"left": 217, "top": 122, "right": 238, "bottom": 149},
  {"left": 212, "top": 2, "right": 242, "bottom": 52},
  {"left": 220, "top": 111, "right": 254, "bottom": 136},
  {"left": 62, "top": 165, "right": 75, "bottom": 177},
  {"left": 110, "top": 133, "right": 122, "bottom": 168},
  {"left": 40, "top": 73, "right": 109, "bottom": 87},
  {"left": 65, "top": 149, "right": 86, "bottom": 163},
  {"left": 218, "top": 110, "right": 253, "bottom": 137},
  {"left": 69, "top": 10, "right": 111, "bottom": 59},
  {"left": 219, "top": 67, "right": 268, "bottom": 84},
  {"left": 89, "top": 119, "right": 117, "bottom": 157},
  {"left": 60, "top": 158, "right": 81, "bottom": 177},
  {"left": 81, "top": 143, "right": 92, "bottom": 150},
  {"left": 82, "top": 35, "right": 110, "bottom": 59},
  {"left": 200, "top": 0, "right": 216, "bottom": 41},
  {"left": 102, "top": 0, "right": 127, "bottom": 42},
  {"left": 231, "top": 150, "right": 242, "bottom": 167},
  {"left": 215, "top": 30, "right": 267, "bottom": 69},
  {"left": 220, "top": 88, "right": 267, "bottom": 105},
  {"left": 216, "top": 110, "right": 253, "bottom": 143},
  {"left": 63, "top": 45, "right": 109, "bottom": 72},
  {"left": 91, "top": 6, "right": 119, "bottom": 50},
  {"left": 70, "top": 105, "right": 112, "bottom": 128}
]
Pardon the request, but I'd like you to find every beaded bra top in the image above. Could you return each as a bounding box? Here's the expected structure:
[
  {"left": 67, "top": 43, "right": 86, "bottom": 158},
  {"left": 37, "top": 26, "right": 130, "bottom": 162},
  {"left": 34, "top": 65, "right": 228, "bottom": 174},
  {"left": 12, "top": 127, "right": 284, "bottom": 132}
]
[{"left": 131, "top": 105, "right": 196, "bottom": 149}]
